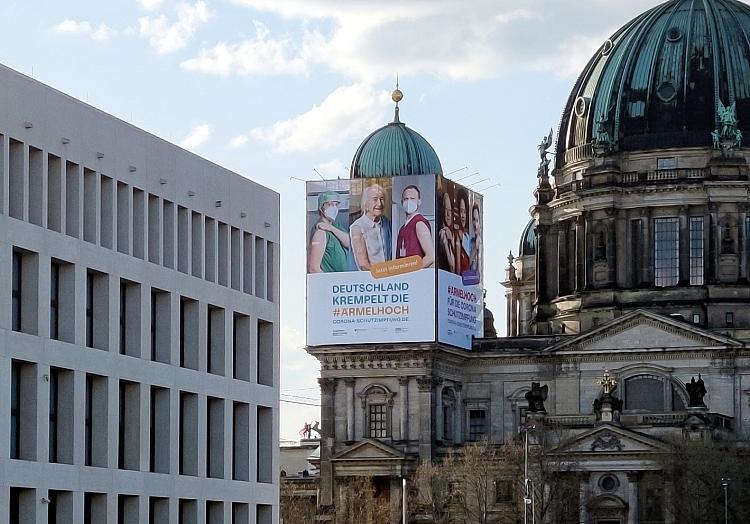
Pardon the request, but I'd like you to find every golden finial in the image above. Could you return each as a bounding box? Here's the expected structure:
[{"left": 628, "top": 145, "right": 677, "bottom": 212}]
[
  {"left": 596, "top": 369, "right": 618, "bottom": 395},
  {"left": 391, "top": 74, "right": 402, "bottom": 123}
]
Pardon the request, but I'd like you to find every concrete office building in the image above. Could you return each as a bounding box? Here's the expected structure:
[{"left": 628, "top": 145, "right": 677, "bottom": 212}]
[{"left": 0, "top": 63, "right": 279, "bottom": 523}]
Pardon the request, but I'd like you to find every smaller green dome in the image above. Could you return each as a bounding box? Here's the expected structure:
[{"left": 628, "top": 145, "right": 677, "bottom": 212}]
[
  {"left": 350, "top": 118, "right": 443, "bottom": 178},
  {"left": 519, "top": 219, "right": 537, "bottom": 257}
]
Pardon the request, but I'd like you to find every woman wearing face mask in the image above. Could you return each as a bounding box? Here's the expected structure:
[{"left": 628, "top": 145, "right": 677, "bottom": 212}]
[
  {"left": 308, "top": 191, "right": 350, "bottom": 273},
  {"left": 396, "top": 185, "right": 434, "bottom": 268}
]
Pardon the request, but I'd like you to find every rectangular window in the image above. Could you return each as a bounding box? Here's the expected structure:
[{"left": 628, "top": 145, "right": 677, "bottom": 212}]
[
  {"left": 150, "top": 497, "right": 169, "bottom": 524},
  {"left": 12, "top": 249, "right": 39, "bottom": 335},
  {"left": 654, "top": 217, "right": 679, "bottom": 287},
  {"left": 232, "top": 402, "right": 249, "bottom": 481},
  {"left": 133, "top": 188, "right": 145, "bottom": 259},
  {"left": 150, "top": 386, "right": 170, "bottom": 473},
  {"left": 85, "top": 374, "right": 108, "bottom": 467},
  {"left": 442, "top": 405, "right": 453, "bottom": 442},
  {"left": 148, "top": 194, "right": 161, "bottom": 264},
  {"left": 368, "top": 404, "right": 387, "bottom": 438},
  {"left": 84, "top": 493, "right": 107, "bottom": 524},
  {"left": 47, "top": 153, "right": 63, "bottom": 232},
  {"left": 233, "top": 314, "right": 250, "bottom": 381},
  {"left": 207, "top": 397, "right": 225, "bottom": 479},
  {"left": 10, "top": 360, "right": 37, "bottom": 460},
  {"left": 256, "top": 505, "right": 272, "bottom": 524},
  {"left": 119, "top": 279, "right": 141, "bottom": 357},
  {"left": 231, "top": 228, "right": 241, "bottom": 291},
  {"left": 49, "top": 367, "right": 74, "bottom": 464},
  {"left": 9, "top": 138, "right": 24, "bottom": 219},
  {"left": 12, "top": 251, "right": 22, "bottom": 332},
  {"left": 10, "top": 487, "right": 36, "bottom": 524},
  {"left": 726, "top": 312, "right": 734, "bottom": 327},
  {"left": 468, "top": 409, "right": 487, "bottom": 441},
  {"left": 177, "top": 206, "right": 189, "bottom": 274},
  {"left": 118, "top": 381, "right": 140, "bottom": 470},
  {"left": 180, "top": 297, "right": 199, "bottom": 369},
  {"left": 50, "top": 262, "right": 60, "bottom": 340},
  {"left": 163, "top": 200, "right": 175, "bottom": 269},
  {"left": 118, "top": 494, "right": 139, "bottom": 524},
  {"left": 179, "top": 391, "right": 198, "bottom": 476},
  {"left": 117, "top": 182, "right": 130, "bottom": 254},
  {"left": 242, "top": 232, "right": 253, "bottom": 294},
  {"left": 66, "top": 161, "right": 80, "bottom": 238},
  {"left": 208, "top": 306, "right": 225, "bottom": 375},
  {"left": 151, "top": 289, "right": 171, "bottom": 363},
  {"left": 83, "top": 168, "right": 97, "bottom": 243},
  {"left": 657, "top": 157, "right": 677, "bottom": 170},
  {"left": 86, "top": 270, "right": 109, "bottom": 350},
  {"left": 100, "top": 175, "right": 114, "bottom": 248},
  {"left": 218, "top": 222, "right": 229, "bottom": 287},
  {"left": 266, "top": 241, "right": 275, "bottom": 302},
  {"left": 207, "top": 501, "right": 224, "bottom": 524},
  {"left": 48, "top": 490, "right": 73, "bottom": 524},
  {"left": 257, "top": 319, "right": 273, "bottom": 386},
  {"left": 179, "top": 499, "right": 197, "bottom": 524},
  {"left": 255, "top": 236, "right": 265, "bottom": 298},
  {"left": 689, "top": 217, "right": 704, "bottom": 285},
  {"left": 257, "top": 406, "right": 273, "bottom": 483},
  {"left": 205, "top": 217, "right": 216, "bottom": 282},
  {"left": 232, "top": 503, "right": 249, "bottom": 524},
  {"left": 191, "top": 211, "right": 203, "bottom": 278},
  {"left": 28, "top": 147, "right": 43, "bottom": 225}
]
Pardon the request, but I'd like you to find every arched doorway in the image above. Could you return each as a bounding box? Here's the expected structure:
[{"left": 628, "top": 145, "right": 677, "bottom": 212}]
[{"left": 588, "top": 494, "right": 627, "bottom": 524}]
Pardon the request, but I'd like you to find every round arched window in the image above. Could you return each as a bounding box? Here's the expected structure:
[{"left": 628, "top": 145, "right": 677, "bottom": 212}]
[{"left": 625, "top": 376, "right": 664, "bottom": 411}]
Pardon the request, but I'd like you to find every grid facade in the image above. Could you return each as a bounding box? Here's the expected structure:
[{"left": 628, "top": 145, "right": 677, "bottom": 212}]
[
  {"left": 654, "top": 217, "right": 680, "bottom": 287},
  {"left": 0, "top": 63, "right": 279, "bottom": 523},
  {"left": 689, "top": 217, "right": 704, "bottom": 285}
]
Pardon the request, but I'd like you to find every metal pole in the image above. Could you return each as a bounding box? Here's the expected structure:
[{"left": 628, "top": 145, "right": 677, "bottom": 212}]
[
  {"left": 722, "top": 480, "right": 728, "bottom": 524},
  {"left": 403, "top": 477, "right": 407, "bottom": 524},
  {"left": 524, "top": 428, "right": 529, "bottom": 524}
]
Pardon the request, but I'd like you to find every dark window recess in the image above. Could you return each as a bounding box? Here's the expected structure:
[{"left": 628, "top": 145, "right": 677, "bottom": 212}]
[
  {"left": 368, "top": 404, "right": 387, "bottom": 438},
  {"left": 468, "top": 409, "right": 487, "bottom": 441}
]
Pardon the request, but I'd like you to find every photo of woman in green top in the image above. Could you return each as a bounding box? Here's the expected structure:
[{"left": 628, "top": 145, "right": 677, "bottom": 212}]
[{"left": 308, "top": 191, "right": 351, "bottom": 273}]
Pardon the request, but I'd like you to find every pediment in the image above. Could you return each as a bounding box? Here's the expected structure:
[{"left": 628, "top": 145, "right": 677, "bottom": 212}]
[
  {"left": 551, "top": 310, "right": 741, "bottom": 352},
  {"left": 332, "top": 439, "right": 406, "bottom": 462},
  {"left": 550, "top": 424, "right": 670, "bottom": 456}
]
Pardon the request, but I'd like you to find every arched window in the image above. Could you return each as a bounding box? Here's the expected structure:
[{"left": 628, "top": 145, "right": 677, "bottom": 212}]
[
  {"left": 442, "top": 389, "right": 456, "bottom": 442},
  {"left": 359, "top": 385, "right": 394, "bottom": 439},
  {"left": 624, "top": 374, "right": 688, "bottom": 412},
  {"left": 595, "top": 226, "right": 607, "bottom": 261}
]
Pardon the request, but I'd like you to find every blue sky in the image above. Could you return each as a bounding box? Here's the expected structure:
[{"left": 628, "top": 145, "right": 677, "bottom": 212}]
[{"left": 1, "top": 0, "right": 659, "bottom": 440}]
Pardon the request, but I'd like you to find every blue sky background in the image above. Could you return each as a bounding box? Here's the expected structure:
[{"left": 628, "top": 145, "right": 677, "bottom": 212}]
[{"left": 1, "top": 0, "right": 659, "bottom": 440}]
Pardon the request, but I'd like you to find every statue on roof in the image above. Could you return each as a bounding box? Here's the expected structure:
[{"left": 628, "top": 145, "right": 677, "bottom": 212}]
[
  {"left": 592, "top": 113, "right": 614, "bottom": 156},
  {"left": 538, "top": 128, "right": 554, "bottom": 171},
  {"left": 712, "top": 100, "right": 742, "bottom": 152},
  {"left": 525, "top": 382, "right": 549, "bottom": 414},
  {"left": 686, "top": 374, "right": 707, "bottom": 408}
]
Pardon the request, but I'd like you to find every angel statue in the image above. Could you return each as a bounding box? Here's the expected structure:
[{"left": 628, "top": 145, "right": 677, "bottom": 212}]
[
  {"left": 538, "top": 128, "right": 554, "bottom": 169},
  {"left": 714, "top": 100, "right": 742, "bottom": 151}
]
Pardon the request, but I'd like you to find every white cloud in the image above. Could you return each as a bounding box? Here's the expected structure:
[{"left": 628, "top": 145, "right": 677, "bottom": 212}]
[
  {"left": 209, "top": 0, "right": 657, "bottom": 80},
  {"left": 55, "top": 20, "right": 118, "bottom": 41},
  {"left": 139, "top": 1, "right": 213, "bottom": 54},
  {"left": 227, "top": 134, "right": 249, "bottom": 149},
  {"left": 179, "top": 123, "right": 212, "bottom": 150},
  {"left": 181, "top": 21, "right": 307, "bottom": 76},
  {"left": 250, "top": 84, "right": 389, "bottom": 153},
  {"left": 137, "top": 0, "right": 167, "bottom": 11},
  {"left": 315, "top": 159, "right": 349, "bottom": 179}
]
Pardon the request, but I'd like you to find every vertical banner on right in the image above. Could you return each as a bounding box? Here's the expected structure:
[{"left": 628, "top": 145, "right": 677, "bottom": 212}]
[{"left": 436, "top": 176, "right": 484, "bottom": 349}]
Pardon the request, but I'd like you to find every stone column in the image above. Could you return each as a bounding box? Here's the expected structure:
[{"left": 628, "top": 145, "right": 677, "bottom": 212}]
[
  {"left": 435, "top": 381, "right": 444, "bottom": 442},
  {"left": 627, "top": 471, "right": 639, "bottom": 524},
  {"left": 585, "top": 217, "right": 595, "bottom": 289},
  {"left": 535, "top": 224, "right": 548, "bottom": 301},
  {"left": 740, "top": 207, "right": 748, "bottom": 282},
  {"left": 679, "top": 206, "right": 689, "bottom": 285},
  {"left": 616, "top": 209, "right": 628, "bottom": 287},
  {"left": 606, "top": 210, "right": 617, "bottom": 285},
  {"left": 398, "top": 377, "right": 409, "bottom": 442},
  {"left": 416, "top": 377, "right": 434, "bottom": 461},
  {"left": 576, "top": 215, "right": 586, "bottom": 292},
  {"left": 319, "top": 378, "right": 337, "bottom": 507},
  {"left": 578, "top": 473, "right": 590, "bottom": 524},
  {"left": 345, "top": 378, "right": 355, "bottom": 443},
  {"left": 664, "top": 479, "right": 675, "bottom": 524},
  {"left": 390, "top": 476, "right": 403, "bottom": 524},
  {"left": 547, "top": 224, "right": 559, "bottom": 298},
  {"left": 454, "top": 383, "right": 464, "bottom": 444},
  {"left": 558, "top": 222, "right": 569, "bottom": 295},
  {"left": 641, "top": 209, "right": 651, "bottom": 286},
  {"left": 709, "top": 204, "right": 720, "bottom": 284}
]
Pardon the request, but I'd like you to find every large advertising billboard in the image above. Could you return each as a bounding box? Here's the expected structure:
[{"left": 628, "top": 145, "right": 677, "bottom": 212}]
[{"left": 306, "top": 174, "right": 482, "bottom": 349}]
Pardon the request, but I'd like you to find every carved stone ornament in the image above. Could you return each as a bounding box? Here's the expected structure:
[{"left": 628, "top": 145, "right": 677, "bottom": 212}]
[
  {"left": 416, "top": 376, "right": 435, "bottom": 392},
  {"left": 590, "top": 432, "right": 624, "bottom": 452},
  {"left": 318, "top": 377, "right": 337, "bottom": 395},
  {"left": 712, "top": 100, "right": 743, "bottom": 152},
  {"left": 592, "top": 113, "right": 614, "bottom": 156}
]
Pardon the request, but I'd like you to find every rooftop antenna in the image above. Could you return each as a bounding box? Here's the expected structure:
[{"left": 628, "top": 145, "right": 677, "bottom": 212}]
[
  {"left": 392, "top": 74, "right": 403, "bottom": 123},
  {"left": 312, "top": 168, "right": 326, "bottom": 181},
  {"left": 446, "top": 166, "right": 468, "bottom": 177},
  {"left": 456, "top": 171, "right": 480, "bottom": 182},
  {"left": 468, "top": 178, "right": 491, "bottom": 188}
]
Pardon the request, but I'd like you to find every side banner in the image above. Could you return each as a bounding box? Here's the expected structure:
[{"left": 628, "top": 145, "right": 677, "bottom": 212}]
[
  {"left": 436, "top": 176, "right": 484, "bottom": 349},
  {"left": 306, "top": 175, "right": 437, "bottom": 346}
]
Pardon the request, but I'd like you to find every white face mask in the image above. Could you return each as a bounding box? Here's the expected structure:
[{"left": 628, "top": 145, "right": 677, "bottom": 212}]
[
  {"left": 403, "top": 199, "right": 418, "bottom": 215},
  {"left": 323, "top": 206, "right": 338, "bottom": 221}
]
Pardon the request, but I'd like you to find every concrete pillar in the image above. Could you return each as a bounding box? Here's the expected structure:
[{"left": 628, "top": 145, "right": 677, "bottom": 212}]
[
  {"left": 454, "top": 383, "right": 463, "bottom": 444},
  {"left": 389, "top": 477, "right": 403, "bottom": 524},
  {"left": 557, "top": 222, "right": 568, "bottom": 295},
  {"left": 739, "top": 208, "right": 748, "bottom": 281},
  {"left": 709, "top": 204, "right": 720, "bottom": 284},
  {"left": 345, "top": 378, "right": 355, "bottom": 443},
  {"left": 627, "top": 472, "right": 639, "bottom": 524},
  {"left": 579, "top": 474, "right": 589, "bottom": 524},
  {"left": 535, "top": 224, "right": 548, "bottom": 301},
  {"left": 606, "top": 212, "right": 617, "bottom": 285},
  {"left": 398, "top": 377, "right": 409, "bottom": 442},
  {"left": 318, "top": 378, "right": 337, "bottom": 507},
  {"left": 641, "top": 209, "right": 651, "bottom": 286},
  {"left": 664, "top": 479, "right": 675, "bottom": 524},
  {"left": 435, "top": 382, "right": 444, "bottom": 441},
  {"left": 616, "top": 209, "right": 628, "bottom": 286},
  {"left": 416, "top": 377, "right": 434, "bottom": 461}
]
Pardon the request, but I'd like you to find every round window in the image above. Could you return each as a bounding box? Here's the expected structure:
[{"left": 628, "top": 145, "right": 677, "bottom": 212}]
[
  {"left": 600, "top": 474, "right": 619, "bottom": 492},
  {"left": 657, "top": 82, "right": 677, "bottom": 103},
  {"left": 575, "top": 97, "right": 589, "bottom": 118},
  {"left": 667, "top": 27, "right": 682, "bottom": 42},
  {"left": 601, "top": 39, "right": 614, "bottom": 56}
]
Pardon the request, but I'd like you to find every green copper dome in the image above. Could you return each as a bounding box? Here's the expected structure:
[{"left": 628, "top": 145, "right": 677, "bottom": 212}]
[
  {"left": 557, "top": 0, "right": 750, "bottom": 167},
  {"left": 350, "top": 108, "right": 443, "bottom": 178}
]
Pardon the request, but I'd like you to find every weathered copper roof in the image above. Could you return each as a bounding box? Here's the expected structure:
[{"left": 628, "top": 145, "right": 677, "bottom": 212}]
[
  {"left": 519, "top": 219, "right": 537, "bottom": 257},
  {"left": 350, "top": 120, "right": 443, "bottom": 178},
  {"left": 557, "top": 0, "right": 750, "bottom": 167}
]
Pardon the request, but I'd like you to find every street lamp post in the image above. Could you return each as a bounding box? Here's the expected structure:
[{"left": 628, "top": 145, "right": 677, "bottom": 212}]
[
  {"left": 721, "top": 478, "right": 730, "bottom": 524},
  {"left": 522, "top": 424, "right": 536, "bottom": 524}
]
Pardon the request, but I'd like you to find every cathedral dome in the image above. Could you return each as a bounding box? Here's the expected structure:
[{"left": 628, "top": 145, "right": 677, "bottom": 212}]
[
  {"left": 351, "top": 90, "right": 443, "bottom": 178},
  {"left": 556, "top": 0, "right": 750, "bottom": 168}
]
